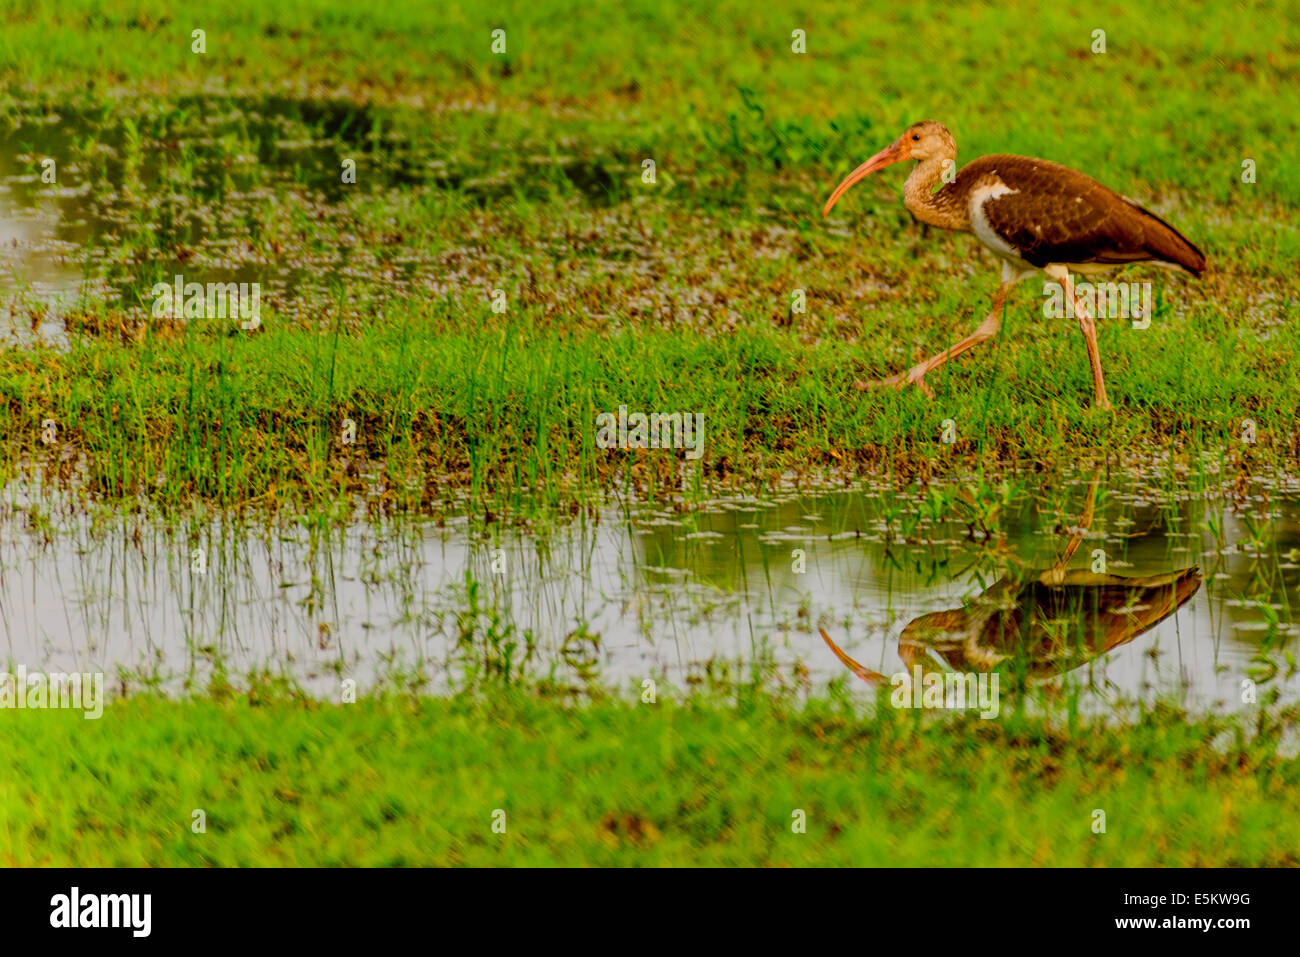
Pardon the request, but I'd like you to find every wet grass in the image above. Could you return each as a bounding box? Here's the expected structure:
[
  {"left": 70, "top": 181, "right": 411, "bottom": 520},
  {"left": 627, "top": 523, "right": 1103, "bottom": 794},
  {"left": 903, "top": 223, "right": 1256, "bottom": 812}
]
[
  {"left": 0, "top": 2, "right": 1297, "bottom": 516},
  {"left": 2, "top": 685, "right": 1297, "bottom": 866},
  {"left": 5, "top": 472, "right": 1298, "bottom": 708},
  {"left": 1, "top": 279, "right": 1295, "bottom": 516}
]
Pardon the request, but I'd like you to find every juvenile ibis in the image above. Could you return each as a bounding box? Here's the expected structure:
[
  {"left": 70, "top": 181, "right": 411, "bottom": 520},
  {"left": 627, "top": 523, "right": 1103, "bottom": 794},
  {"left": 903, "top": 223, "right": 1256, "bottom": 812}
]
[
  {"left": 818, "top": 478, "right": 1202, "bottom": 684},
  {"left": 819, "top": 564, "right": 1201, "bottom": 684},
  {"left": 822, "top": 121, "right": 1206, "bottom": 409}
]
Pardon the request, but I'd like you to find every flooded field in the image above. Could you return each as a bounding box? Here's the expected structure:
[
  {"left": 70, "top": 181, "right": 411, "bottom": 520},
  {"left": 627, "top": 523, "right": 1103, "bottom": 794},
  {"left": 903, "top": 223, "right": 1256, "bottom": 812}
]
[
  {"left": 0, "top": 98, "right": 415, "bottom": 343},
  {"left": 3, "top": 469, "right": 1296, "bottom": 714},
  {"left": 0, "top": 97, "right": 638, "bottom": 348},
  {"left": 2, "top": 100, "right": 1297, "bottom": 718},
  {"left": 2, "top": 0, "right": 1298, "bottom": 872}
]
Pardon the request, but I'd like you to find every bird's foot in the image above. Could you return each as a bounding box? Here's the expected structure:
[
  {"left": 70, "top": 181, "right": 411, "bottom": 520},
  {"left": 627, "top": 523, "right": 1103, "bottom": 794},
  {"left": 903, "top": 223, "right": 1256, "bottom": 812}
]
[
  {"left": 855, "top": 366, "right": 934, "bottom": 398},
  {"left": 908, "top": 367, "right": 936, "bottom": 399},
  {"left": 852, "top": 376, "right": 894, "bottom": 392}
]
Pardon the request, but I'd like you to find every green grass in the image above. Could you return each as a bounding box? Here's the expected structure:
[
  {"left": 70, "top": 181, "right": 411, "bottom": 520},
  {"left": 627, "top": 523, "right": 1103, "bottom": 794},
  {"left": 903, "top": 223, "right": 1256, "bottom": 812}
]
[
  {"left": 1, "top": 1, "right": 1298, "bottom": 515},
  {"left": 1, "top": 1, "right": 1295, "bottom": 204},
  {"left": 3, "top": 689, "right": 1297, "bottom": 866},
  {"left": 1, "top": 1, "right": 1296, "bottom": 199},
  {"left": 1, "top": 287, "right": 1295, "bottom": 516}
]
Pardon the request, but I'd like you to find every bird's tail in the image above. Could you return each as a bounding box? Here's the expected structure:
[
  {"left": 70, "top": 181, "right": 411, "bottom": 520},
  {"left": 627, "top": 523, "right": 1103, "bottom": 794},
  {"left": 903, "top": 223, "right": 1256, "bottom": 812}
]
[{"left": 1130, "top": 203, "right": 1207, "bottom": 277}]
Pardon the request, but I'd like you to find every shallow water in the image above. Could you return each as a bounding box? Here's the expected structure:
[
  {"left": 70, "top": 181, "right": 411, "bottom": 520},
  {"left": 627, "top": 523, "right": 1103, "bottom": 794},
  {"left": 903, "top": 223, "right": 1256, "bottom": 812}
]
[
  {"left": 2, "top": 471, "right": 1297, "bottom": 713},
  {"left": 0, "top": 96, "right": 625, "bottom": 344},
  {"left": 0, "top": 99, "right": 396, "bottom": 347}
]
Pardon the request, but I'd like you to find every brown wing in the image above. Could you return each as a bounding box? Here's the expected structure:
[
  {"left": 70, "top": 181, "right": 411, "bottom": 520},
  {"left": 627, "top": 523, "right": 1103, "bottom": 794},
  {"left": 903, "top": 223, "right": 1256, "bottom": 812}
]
[
  {"left": 962, "top": 154, "right": 1205, "bottom": 275},
  {"left": 988, "top": 566, "right": 1202, "bottom": 670},
  {"left": 951, "top": 566, "right": 1201, "bottom": 677}
]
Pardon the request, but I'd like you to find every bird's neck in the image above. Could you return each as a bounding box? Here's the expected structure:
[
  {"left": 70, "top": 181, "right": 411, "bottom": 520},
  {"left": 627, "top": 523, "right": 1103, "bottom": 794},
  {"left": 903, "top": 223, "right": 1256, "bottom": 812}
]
[{"left": 902, "top": 157, "right": 969, "bottom": 231}]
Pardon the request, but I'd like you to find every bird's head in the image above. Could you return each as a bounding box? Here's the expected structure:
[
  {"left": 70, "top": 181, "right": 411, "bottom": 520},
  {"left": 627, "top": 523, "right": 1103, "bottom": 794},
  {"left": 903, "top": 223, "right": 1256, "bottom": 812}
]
[{"left": 822, "top": 120, "right": 956, "bottom": 217}]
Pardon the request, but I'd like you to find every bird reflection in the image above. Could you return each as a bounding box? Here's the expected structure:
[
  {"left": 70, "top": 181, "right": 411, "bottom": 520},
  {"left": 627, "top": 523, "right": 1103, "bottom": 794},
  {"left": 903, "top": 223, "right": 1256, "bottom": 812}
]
[{"left": 820, "top": 480, "right": 1201, "bottom": 685}]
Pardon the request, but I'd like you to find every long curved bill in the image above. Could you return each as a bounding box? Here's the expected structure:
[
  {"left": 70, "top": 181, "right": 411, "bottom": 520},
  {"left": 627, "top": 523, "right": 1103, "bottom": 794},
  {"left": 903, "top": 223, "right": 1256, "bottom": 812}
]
[
  {"left": 819, "top": 628, "right": 887, "bottom": 685},
  {"left": 821, "top": 140, "right": 908, "bottom": 218}
]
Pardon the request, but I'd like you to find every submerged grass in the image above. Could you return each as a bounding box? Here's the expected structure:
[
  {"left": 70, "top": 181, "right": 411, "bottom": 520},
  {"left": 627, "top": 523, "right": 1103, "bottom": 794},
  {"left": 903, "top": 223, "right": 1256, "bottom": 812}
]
[{"left": 2, "top": 687, "right": 1297, "bottom": 866}]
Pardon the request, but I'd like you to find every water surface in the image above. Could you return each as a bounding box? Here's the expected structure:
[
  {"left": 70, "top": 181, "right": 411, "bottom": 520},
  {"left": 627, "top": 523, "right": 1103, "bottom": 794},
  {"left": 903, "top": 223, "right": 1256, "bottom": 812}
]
[{"left": 3, "top": 471, "right": 1296, "bottom": 714}]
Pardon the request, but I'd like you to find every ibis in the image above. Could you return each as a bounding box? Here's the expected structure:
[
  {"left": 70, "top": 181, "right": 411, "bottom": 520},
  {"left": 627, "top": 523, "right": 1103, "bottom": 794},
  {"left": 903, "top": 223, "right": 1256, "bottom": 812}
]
[
  {"left": 817, "top": 477, "right": 1202, "bottom": 683},
  {"left": 822, "top": 121, "right": 1206, "bottom": 409}
]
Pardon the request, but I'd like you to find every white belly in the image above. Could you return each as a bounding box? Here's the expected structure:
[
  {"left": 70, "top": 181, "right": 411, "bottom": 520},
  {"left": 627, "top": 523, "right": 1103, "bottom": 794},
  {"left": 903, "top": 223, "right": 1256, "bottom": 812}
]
[{"left": 968, "top": 179, "right": 1026, "bottom": 264}]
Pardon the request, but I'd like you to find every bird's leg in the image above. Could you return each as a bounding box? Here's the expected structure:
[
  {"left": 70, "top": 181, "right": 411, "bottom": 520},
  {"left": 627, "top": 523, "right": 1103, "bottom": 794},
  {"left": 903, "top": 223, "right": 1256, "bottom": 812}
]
[
  {"left": 1042, "top": 472, "right": 1100, "bottom": 584},
  {"left": 856, "top": 281, "right": 1010, "bottom": 395},
  {"left": 1054, "top": 268, "right": 1112, "bottom": 411}
]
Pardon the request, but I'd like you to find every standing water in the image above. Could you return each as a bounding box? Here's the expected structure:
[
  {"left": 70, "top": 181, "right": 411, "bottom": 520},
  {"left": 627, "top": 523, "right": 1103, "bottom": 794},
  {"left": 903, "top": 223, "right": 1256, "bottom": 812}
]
[{"left": 2, "top": 470, "right": 1297, "bottom": 714}]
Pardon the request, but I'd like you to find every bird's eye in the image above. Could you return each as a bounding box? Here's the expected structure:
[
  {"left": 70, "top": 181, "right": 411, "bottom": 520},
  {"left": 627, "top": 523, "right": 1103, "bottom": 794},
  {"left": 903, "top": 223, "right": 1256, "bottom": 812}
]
[{"left": 911, "top": 134, "right": 920, "bottom": 141}]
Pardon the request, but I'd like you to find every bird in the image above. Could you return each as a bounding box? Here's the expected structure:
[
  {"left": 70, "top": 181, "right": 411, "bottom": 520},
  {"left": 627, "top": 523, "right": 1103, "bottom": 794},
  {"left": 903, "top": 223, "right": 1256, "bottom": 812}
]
[
  {"left": 821, "top": 565, "right": 1201, "bottom": 684},
  {"left": 816, "top": 476, "right": 1202, "bottom": 684},
  {"left": 821, "top": 121, "right": 1206, "bottom": 410}
]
